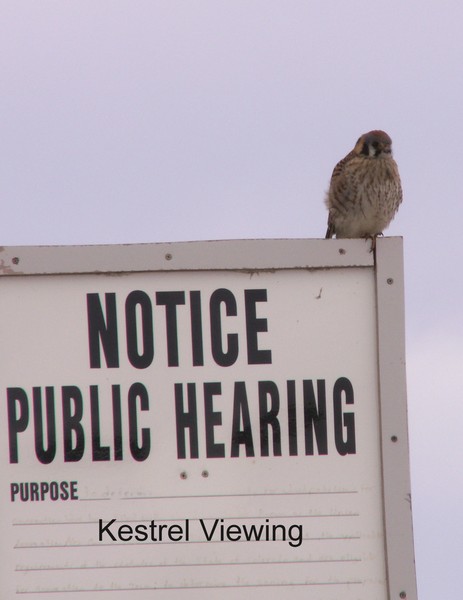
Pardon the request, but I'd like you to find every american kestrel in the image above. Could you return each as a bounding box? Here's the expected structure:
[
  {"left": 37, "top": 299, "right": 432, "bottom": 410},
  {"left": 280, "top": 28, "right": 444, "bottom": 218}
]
[{"left": 325, "top": 130, "right": 402, "bottom": 246}]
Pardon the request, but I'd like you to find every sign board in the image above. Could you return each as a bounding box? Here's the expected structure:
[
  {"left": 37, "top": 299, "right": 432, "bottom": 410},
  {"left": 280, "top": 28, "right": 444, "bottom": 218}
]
[{"left": 0, "top": 238, "right": 417, "bottom": 599}]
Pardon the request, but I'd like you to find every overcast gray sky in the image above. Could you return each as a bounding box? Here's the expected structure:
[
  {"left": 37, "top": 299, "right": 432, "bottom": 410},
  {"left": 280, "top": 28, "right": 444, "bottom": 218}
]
[{"left": 2, "top": 1, "right": 463, "bottom": 598}]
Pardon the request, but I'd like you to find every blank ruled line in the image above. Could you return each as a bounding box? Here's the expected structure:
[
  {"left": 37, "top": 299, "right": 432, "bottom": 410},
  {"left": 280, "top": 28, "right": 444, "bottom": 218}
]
[
  {"left": 77, "top": 498, "right": 112, "bottom": 502},
  {"left": 16, "top": 580, "right": 363, "bottom": 594},
  {"left": 16, "top": 557, "right": 362, "bottom": 572},
  {"left": 120, "top": 490, "right": 358, "bottom": 501}
]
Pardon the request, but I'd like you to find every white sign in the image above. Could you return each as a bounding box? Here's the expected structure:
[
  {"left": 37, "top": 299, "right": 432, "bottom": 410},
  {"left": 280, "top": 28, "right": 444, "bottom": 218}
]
[{"left": 0, "top": 238, "right": 417, "bottom": 599}]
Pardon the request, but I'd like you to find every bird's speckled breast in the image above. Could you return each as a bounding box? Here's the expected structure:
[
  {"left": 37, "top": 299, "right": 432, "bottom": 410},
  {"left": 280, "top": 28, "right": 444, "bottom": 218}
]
[{"left": 328, "top": 157, "right": 402, "bottom": 238}]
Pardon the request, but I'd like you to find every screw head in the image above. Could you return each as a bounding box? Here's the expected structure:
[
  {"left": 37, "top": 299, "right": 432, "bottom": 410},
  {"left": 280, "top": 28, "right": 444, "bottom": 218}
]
[
  {"left": 387, "top": 277, "right": 394, "bottom": 285},
  {"left": 165, "top": 253, "right": 172, "bottom": 261}
]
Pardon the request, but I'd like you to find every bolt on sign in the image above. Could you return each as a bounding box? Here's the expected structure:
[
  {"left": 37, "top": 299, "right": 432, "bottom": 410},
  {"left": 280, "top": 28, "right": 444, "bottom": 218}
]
[{"left": 0, "top": 238, "right": 417, "bottom": 599}]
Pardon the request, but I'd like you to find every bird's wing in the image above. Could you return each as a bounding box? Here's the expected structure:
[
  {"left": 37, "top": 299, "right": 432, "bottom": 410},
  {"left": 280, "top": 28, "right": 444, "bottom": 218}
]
[
  {"left": 325, "top": 150, "right": 356, "bottom": 238},
  {"left": 330, "top": 150, "right": 356, "bottom": 182}
]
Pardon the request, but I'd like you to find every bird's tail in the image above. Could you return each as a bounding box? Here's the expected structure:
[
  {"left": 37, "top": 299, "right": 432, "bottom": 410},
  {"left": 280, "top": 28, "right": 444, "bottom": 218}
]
[{"left": 325, "top": 222, "right": 335, "bottom": 239}]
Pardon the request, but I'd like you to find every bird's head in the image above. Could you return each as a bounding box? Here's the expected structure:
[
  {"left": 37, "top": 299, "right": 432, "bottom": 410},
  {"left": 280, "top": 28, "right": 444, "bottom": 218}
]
[{"left": 354, "top": 130, "right": 393, "bottom": 158}]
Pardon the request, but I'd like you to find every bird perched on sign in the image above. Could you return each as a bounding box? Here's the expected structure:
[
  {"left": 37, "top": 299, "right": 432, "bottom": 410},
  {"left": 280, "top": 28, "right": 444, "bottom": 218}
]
[{"left": 325, "top": 130, "right": 402, "bottom": 248}]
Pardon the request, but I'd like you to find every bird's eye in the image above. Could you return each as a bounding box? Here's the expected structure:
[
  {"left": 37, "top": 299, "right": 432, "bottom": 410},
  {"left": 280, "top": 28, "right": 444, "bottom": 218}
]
[{"left": 372, "top": 141, "right": 379, "bottom": 149}]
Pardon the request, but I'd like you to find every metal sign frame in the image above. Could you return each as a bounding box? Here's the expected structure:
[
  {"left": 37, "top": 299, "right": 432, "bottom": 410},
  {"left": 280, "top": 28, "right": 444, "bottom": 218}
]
[{"left": 0, "top": 237, "right": 417, "bottom": 599}]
